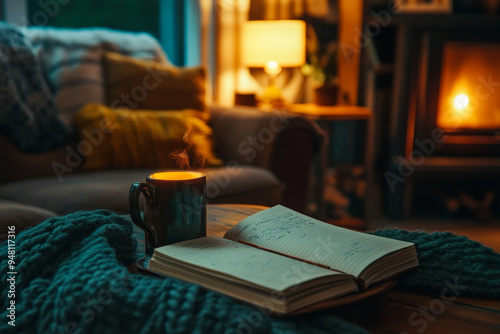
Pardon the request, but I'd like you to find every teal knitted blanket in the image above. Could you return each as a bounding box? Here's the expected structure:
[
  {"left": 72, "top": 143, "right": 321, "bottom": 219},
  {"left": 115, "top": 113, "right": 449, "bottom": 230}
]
[{"left": 1, "top": 211, "right": 499, "bottom": 334}]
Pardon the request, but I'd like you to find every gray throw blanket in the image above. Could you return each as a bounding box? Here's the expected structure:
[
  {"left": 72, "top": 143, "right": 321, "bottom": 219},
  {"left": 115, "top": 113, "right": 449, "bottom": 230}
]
[{"left": 0, "top": 22, "right": 70, "bottom": 152}]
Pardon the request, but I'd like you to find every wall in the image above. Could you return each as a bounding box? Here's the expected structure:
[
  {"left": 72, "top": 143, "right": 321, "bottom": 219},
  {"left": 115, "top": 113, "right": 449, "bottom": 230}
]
[{"left": 4, "top": 0, "right": 27, "bottom": 25}]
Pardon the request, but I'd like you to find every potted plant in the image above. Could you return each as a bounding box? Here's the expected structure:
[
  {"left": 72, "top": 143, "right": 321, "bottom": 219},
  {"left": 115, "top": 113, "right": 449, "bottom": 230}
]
[{"left": 301, "top": 25, "right": 339, "bottom": 106}]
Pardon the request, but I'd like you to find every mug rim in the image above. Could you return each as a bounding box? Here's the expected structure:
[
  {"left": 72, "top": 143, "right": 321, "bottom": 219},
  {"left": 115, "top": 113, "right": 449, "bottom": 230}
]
[{"left": 147, "top": 170, "right": 206, "bottom": 182}]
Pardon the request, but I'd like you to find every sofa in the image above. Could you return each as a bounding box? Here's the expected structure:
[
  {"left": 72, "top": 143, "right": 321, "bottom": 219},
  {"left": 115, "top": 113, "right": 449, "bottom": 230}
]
[
  {"left": 0, "top": 104, "right": 322, "bottom": 210},
  {"left": 0, "top": 25, "right": 324, "bottom": 234}
]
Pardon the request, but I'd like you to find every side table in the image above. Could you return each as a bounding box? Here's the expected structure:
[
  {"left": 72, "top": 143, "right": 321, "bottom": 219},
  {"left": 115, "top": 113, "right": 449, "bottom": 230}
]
[{"left": 285, "top": 104, "right": 374, "bottom": 224}]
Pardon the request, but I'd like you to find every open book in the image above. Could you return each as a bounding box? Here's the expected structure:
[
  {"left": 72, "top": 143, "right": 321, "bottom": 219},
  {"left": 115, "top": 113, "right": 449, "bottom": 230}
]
[{"left": 148, "top": 205, "right": 418, "bottom": 315}]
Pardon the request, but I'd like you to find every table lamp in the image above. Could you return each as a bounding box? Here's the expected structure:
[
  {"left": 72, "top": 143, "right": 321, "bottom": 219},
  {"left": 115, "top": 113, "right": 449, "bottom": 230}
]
[{"left": 241, "top": 20, "right": 306, "bottom": 106}]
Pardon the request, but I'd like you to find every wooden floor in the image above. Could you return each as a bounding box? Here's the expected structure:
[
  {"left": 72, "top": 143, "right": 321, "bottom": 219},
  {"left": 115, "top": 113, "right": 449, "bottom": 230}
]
[{"left": 366, "top": 219, "right": 500, "bottom": 253}]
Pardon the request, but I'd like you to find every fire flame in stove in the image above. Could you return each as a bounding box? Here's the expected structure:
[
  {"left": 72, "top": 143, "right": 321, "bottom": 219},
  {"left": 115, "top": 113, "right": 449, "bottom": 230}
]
[
  {"left": 437, "top": 42, "right": 500, "bottom": 129},
  {"left": 453, "top": 94, "right": 469, "bottom": 110}
]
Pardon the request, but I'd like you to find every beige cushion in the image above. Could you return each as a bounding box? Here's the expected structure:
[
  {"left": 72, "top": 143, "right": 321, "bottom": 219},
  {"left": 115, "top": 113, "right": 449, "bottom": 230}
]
[{"left": 103, "top": 52, "right": 206, "bottom": 112}]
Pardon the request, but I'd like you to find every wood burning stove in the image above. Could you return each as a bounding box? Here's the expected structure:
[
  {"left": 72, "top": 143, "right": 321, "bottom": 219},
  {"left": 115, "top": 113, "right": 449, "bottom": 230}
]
[
  {"left": 383, "top": 15, "right": 500, "bottom": 218},
  {"left": 416, "top": 31, "right": 500, "bottom": 157}
]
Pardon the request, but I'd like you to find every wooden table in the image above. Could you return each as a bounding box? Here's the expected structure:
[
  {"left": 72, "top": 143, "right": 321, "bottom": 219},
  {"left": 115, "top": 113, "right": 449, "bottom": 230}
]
[
  {"left": 201, "top": 204, "right": 500, "bottom": 333},
  {"left": 205, "top": 203, "right": 266, "bottom": 237}
]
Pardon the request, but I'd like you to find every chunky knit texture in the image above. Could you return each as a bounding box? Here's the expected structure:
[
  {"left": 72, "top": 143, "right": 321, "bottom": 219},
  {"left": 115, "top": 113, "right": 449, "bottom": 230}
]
[
  {"left": 1, "top": 211, "right": 499, "bottom": 333},
  {"left": 372, "top": 229, "right": 500, "bottom": 298},
  {"left": 0, "top": 211, "right": 366, "bottom": 334}
]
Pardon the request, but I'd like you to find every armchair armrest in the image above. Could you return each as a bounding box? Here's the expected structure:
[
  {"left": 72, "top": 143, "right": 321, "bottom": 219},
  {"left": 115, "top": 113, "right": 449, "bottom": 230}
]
[{"left": 208, "top": 105, "right": 325, "bottom": 212}]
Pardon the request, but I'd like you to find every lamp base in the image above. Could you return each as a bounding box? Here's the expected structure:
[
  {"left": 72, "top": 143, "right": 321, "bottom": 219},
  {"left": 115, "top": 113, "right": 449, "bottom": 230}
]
[{"left": 259, "top": 85, "right": 286, "bottom": 108}]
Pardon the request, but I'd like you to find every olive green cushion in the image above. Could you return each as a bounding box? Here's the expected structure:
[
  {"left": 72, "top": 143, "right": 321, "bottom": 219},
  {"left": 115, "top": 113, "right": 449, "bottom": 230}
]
[{"left": 74, "top": 103, "right": 221, "bottom": 171}]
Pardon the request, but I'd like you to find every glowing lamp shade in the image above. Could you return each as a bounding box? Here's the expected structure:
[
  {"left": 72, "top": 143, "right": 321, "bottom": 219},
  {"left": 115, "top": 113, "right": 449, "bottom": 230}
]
[
  {"left": 241, "top": 20, "right": 306, "bottom": 68},
  {"left": 240, "top": 20, "right": 306, "bottom": 105}
]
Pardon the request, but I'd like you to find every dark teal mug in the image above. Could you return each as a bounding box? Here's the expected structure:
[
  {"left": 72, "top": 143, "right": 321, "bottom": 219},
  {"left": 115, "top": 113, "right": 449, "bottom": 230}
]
[{"left": 129, "top": 171, "right": 207, "bottom": 256}]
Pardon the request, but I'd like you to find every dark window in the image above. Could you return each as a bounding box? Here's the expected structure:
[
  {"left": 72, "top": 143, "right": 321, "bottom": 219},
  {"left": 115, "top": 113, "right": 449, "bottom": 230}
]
[{"left": 26, "top": 0, "right": 159, "bottom": 38}]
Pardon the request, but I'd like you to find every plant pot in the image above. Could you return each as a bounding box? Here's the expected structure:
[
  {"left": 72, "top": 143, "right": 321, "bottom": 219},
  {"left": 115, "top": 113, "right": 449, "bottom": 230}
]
[{"left": 313, "top": 85, "right": 338, "bottom": 106}]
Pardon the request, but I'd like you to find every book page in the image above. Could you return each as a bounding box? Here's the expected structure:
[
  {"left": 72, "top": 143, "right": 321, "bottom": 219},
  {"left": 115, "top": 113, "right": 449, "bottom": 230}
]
[
  {"left": 224, "top": 206, "right": 415, "bottom": 277},
  {"left": 152, "top": 237, "right": 348, "bottom": 292}
]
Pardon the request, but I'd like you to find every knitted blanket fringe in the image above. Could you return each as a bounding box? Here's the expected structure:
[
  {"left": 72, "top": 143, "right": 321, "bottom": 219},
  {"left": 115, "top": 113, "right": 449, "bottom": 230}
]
[{"left": 1, "top": 211, "right": 499, "bottom": 334}]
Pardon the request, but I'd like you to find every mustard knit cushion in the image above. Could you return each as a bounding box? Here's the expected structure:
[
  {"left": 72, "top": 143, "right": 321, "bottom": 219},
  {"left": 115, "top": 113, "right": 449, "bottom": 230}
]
[
  {"left": 103, "top": 52, "right": 206, "bottom": 112},
  {"left": 74, "top": 103, "right": 222, "bottom": 170}
]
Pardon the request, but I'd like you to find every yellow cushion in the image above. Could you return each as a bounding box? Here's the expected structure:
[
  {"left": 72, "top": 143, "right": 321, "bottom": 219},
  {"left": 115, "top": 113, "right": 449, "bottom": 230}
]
[
  {"left": 102, "top": 52, "right": 206, "bottom": 112},
  {"left": 74, "top": 103, "right": 222, "bottom": 170}
]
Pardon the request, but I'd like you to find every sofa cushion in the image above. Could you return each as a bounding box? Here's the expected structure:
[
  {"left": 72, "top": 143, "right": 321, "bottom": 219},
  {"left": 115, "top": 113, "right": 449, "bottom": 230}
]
[
  {"left": 0, "top": 200, "right": 57, "bottom": 241},
  {"left": 103, "top": 52, "right": 206, "bottom": 112},
  {"left": 74, "top": 104, "right": 221, "bottom": 170},
  {"left": 0, "top": 167, "right": 283, "bottom": 215},
  {"left": 24, "top": 27, "right": 169, "bottom": 126}
]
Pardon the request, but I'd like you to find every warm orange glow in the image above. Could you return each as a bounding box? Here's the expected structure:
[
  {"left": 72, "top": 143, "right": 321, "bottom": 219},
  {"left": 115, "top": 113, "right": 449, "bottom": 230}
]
[
  {"left": 240, "top": 20, "right": 306, "bottom": 68},
  {"left": 453, "top": 94, "right": 469, "bottom": 110},
  {"left": 151, "top": 171, "right": 204, "bottom": 181},
  {"left": 338, "top": 0, "right": 363, "bottom": 105},
  {"left": 437, "top": 42, "right": 500, "bottom": 129}
]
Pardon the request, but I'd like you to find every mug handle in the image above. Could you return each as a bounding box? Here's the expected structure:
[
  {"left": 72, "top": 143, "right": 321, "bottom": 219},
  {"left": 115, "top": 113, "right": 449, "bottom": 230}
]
[{"left": 129, "top": 182, "right": 157, "bottom": 256}]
